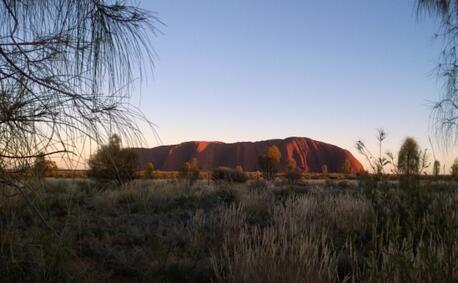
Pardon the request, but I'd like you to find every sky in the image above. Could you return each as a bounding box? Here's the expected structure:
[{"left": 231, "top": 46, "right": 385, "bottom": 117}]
[{"left": 130, "top": 0, "right": 456, "bottom": 172}]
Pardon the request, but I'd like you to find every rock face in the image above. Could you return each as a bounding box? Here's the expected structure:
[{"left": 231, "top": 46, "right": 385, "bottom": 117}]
[{"left": 131, "top": 137, "right": 363, "bottom": 173}]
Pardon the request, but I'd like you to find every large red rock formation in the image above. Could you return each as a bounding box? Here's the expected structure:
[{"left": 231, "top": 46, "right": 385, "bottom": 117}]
[{"left": 131, "top": 137, "right": 363, "bottom": 173}]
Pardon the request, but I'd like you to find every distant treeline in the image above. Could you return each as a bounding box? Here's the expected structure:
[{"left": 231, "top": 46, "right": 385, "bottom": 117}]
[{"left": 23, "top": 169, "right": 457, "bottom": 182}]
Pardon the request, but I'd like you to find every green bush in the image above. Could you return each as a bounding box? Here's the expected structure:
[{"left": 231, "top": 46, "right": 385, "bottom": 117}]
[{"left": 87, "top": 134, "right": 138, "bottom": 185}]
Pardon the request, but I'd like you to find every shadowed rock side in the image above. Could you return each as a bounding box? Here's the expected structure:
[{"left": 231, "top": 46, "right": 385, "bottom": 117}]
[{"left": 131, "top": 137, "right": 364, "bottom": 173}]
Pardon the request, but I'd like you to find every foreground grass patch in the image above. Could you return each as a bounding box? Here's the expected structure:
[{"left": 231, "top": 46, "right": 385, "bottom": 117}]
[{"left": 0, "top": 179, "right": 457, "bottom": 282}]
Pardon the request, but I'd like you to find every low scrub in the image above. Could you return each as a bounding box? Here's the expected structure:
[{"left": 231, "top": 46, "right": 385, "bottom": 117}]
[
  {"left": 212, "top": 167, "right": 249, "bottom": 183},
  {"left": 0, "top": 179, "right": 456, "bottom": 282}
]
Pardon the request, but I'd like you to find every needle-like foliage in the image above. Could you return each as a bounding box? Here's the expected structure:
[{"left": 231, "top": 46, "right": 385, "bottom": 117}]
[
  {"left": 417, "top": 0, "right": 458, "bottom": 143},
  {"left": 0, "top": 0, "right": 160, "bottom": 178}
]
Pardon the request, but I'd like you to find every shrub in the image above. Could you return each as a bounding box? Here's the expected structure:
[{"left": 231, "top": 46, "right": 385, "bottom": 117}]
[
  {"left": 247, "top": 171, "right": 262, "bottom": 180},
  {"left": 144, "top": 162, "right": 154, "bottom": 178},
  {"left": 33, "top": 153, "right": 58, "bottom": 177},
  {"left": 285, "top": 157, "right": 302, "bottom": 184},
  {"left": 321, "top": 164, "right": 328, "bottom": 177},
  {"left": 87, "top": 134, "right": 138, "bottom": 185},
  {"left": 180, "top": 158, "right": 200, "bottom": 185},
  {"left": 286, "top": 157, "right": 297, "bottom": 171},
  {"left": 285, "top": 169, "right": 302, "bottom": 184},
  {"left": 211, "top": 167, "right": 229, "bottom": 182},
  {"left": 249, "top": 179, "right": 268, "bottom": 191},
  {"left": 1, "top": 178, "right": 457, "bottom": 282},
  {"left": 397, "top": 137, "right": 420, "bottom": 175},
  {"left": 433, "top": 160, "right": 441, "bottom": 176},
  {"left": 339, "top": 158, "right": 352, "bottom": 174},
  {"left": 258, "top": 145, "right": 281, "bottom": 180},
  {"left": 212, "top": 167, "right": 248, "bottom": 183},
  {"left": 153, "top": 171, "right": 179, "bottom": 179},
  {"left": 451, "top": 158, "right": 458, "bottom": 180}
]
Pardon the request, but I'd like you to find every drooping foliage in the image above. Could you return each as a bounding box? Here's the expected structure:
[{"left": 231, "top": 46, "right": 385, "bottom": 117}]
[
  {"left": 417, "top": 0, "right": 458, "bottom": 142},
  {"left": 0, "top": 0, "right": 159, "bottom": 186}
]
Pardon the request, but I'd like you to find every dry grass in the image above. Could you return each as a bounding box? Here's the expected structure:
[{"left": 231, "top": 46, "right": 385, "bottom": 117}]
[{"left": 0, "top": 178, "right": 456, "bottom": 282}]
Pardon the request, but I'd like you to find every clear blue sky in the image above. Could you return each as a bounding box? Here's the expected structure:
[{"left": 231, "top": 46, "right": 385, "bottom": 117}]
[{"left": 133, "top": 0, "right": 455, "bottom": 172}]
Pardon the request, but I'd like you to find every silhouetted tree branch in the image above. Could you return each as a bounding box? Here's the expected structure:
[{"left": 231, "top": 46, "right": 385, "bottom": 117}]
[
  {"left": 0, "top": 0, "right": 160, "bottom": 175},
  {"left": 417, "top": 0, "right": 458, "bottom": 143},
  {"left": 0, "top": 0, "right": 160, "bottom": 230}
]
